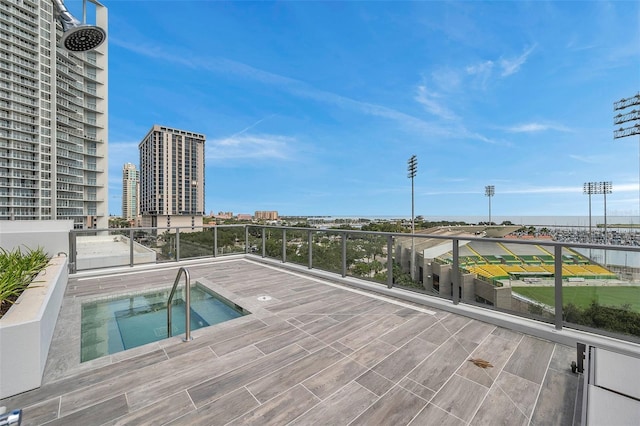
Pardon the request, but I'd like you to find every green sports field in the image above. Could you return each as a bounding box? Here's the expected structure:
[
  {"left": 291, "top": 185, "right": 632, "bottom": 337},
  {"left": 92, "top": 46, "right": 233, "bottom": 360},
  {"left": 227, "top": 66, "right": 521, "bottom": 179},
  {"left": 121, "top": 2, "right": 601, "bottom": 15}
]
[{"left": 512, "top": 285, "right": 640, "bottom": 312}]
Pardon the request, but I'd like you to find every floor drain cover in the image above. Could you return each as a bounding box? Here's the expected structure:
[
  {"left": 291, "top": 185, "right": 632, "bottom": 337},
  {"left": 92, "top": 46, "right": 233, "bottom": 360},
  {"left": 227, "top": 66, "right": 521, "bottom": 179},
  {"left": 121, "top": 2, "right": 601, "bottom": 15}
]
[{"left": 257, "top": 295, "right": 272, "bottom": 301}]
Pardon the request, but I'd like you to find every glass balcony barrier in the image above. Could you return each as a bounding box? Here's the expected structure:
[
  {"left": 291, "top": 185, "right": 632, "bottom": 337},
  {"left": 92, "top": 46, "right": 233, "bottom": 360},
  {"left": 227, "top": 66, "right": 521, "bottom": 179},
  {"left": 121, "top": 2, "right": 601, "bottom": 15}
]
[{"left": 69, "top": 225, "right": 640, "bottom": 344}]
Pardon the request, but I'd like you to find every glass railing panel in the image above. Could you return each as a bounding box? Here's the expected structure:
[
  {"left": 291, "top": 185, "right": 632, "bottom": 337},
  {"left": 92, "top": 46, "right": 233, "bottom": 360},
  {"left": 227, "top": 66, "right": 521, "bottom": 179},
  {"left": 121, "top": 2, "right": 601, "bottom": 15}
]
[
  {"left": 215, "top": 226, "right": 246, "bottom": 256},
  {"left": 422, "top": 256, "right": 453, "bottom": 300},
  {"left": 67, "top": 225, "right": 640, "bottom": 345},
  {"left": 393, "top": 234, "right": 433, "bottom": 294},
  {"left": 562, "top": 244, "right": 640, "bottom": 342},
  {"left": 247, "top": 226, "right": 263, "bottom": 255},
  {"left": 344, "top": 232, "right": 388, "bottom": 286},
  {"left": 263, "top": 227, "right": 283, "bottom": 261},
  {"left": 130, "top": 228, "right": 162, "bottom": 266},
  {"left": 175, "top": 227, "right": 213, "bottom": 260},
  {"left": 74, "top": 228, "right": 131, "bottom": 271},
  {"left": 285, "top": 228, "right": 309, "bottom": 267},
  {"left": 504, "top": 241, "right": 557, "bottom": 323},
  {"left": 156, "top": 228, "right": 177, "bottom": 262},
  {"left": 311, "top": 230, "right": 340, "bottom": 274}
]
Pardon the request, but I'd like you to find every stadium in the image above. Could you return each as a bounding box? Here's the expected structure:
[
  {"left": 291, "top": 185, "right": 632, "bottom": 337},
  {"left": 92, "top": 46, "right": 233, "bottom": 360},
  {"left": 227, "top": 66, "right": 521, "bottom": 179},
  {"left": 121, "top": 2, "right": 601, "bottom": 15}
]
[{"left": 396, "top": 226, "right": 625, "bottom": 314}]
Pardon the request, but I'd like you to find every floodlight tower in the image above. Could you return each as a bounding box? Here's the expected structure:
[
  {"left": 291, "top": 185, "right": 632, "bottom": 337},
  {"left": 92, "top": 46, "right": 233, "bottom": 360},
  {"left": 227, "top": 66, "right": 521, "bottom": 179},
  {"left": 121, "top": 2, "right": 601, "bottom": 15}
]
[
  {"left": 407, "top": 155, "right": 418, "bottom": 281},
  {"left": 583, "top": 182, "right": 596, "bottom": 242},
  {"left": 584, "top": 182, "right": 613, "bottom": 244},
  {"left": 485, "top": 185, "right": 495, "bottom": 225},
  {"left": 614, "top": 93, "right": 640, "bottom": 222},
  {"left": 601, "top": 181, "right": 612, "bottom": 244}
]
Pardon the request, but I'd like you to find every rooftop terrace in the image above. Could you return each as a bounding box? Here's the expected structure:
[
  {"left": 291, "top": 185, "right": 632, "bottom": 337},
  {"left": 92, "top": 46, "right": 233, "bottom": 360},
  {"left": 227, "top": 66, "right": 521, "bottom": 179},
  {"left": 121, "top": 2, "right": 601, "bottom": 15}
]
[{"left": 1, "top": 257, "right": 583, "bottom": 425}]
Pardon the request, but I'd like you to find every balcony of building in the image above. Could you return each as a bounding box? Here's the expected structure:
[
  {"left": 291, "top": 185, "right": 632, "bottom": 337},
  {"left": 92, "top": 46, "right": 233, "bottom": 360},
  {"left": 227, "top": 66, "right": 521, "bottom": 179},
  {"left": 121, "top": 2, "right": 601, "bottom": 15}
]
[{"left": 1, "top": 224, "right": 639, "bottom": 425}]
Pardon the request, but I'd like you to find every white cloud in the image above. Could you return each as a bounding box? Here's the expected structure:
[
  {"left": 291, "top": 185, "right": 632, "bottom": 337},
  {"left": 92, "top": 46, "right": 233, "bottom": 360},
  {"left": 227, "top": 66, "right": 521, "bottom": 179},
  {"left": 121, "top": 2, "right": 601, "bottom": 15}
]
[
  {"left": 569, "top": 154, "right": 601, "bottom": 164},
  {"left": 465, "top": 60, "right": 494, "bottom": 89},
  {"left": 115, "top": 36, "right": 466, "bottom": 140},
  {"left": 499, "top": 45, "right": 536, "bottom": 77},
  {"left": 431, "top": 68, "right": 462, "bottom": 93},
  {"left": 108, "top": 142, "right": 140, "bottom": 172},
  {"left": 465, "top": 130, "right": 499, "bottom": 144},
  {"left": 422, "top": 189, "right": 479, "bottom": 196},
  {"left": 414, "top": 85, "right": 458, "bottom": 120},
  {"left": 500, "top": 184, "right": 623, "bottom": 195},
  {"left": 506, "top": 122, "right": 570, "bottom": 133},
  {"left": 466, "top": 60, "right": 494, "bottom": 76},
  {"left": 421, "top": 183, "right": 638, "bottom": 197},
  {"left": 608, "top": 183, "right": 637, "bottom": 193},
  {"left": 502, "top": 186, "right": 577, "bottom": 195},
  {"left": 116, "top": 33, "right": 504, "bottom": 148},
  {"left": 465, "top": 45, "right": 536, "bottom": 88},
  {"left": 207, "top": 134, "right": 295, "bottom": 161},
  {"left": 111, "top": 38, "right": 197, "bottom": 69}
]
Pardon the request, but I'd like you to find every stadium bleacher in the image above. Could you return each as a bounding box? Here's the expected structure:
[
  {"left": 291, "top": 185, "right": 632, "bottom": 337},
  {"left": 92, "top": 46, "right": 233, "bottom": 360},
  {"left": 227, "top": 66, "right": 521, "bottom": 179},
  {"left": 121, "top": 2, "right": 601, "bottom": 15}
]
[{"left": 438, "top": 241, "right": 618, "bottom": 284}]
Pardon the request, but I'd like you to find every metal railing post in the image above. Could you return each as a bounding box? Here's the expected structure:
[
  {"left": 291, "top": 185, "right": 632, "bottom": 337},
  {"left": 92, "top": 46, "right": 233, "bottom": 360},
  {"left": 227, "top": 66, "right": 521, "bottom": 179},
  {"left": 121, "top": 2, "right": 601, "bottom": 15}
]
[
  {"left": 175, "top": 228, "right": 180, "bottom": 262},
  {"left": 342, "top": 232, "right": 347, "bottom": 277},
  {"left": 184, "top": 274, "right": 191, "bottom": 341},
  {"left": 308, "top": 230, "right": 313, "bottom": 269},
  {"left": 129, "top": 228, "right": 134, "bottom": 267},
  {"left": 282, "top": 229, "right": 287, "bottom": 263},
  {"left": 387, "top": 235, "right": 393, "bottom": 288},
  {"left": 245, "top": 226, "right": 249, "bottom": 254},
  {"left": 68, "top": 230, "right": 76, "bottom": 273},
  {"left": 213, "top": 226, "right": 218, "bottom": 257},
  {"left": 452, "top": 238, "right": 460, "bottom": 304},
  {"left": 261, "top": 227, "right": 266, "bottom": 258},
  {"left": 554, "top": 244, "right": 564, "bottom": 331}
]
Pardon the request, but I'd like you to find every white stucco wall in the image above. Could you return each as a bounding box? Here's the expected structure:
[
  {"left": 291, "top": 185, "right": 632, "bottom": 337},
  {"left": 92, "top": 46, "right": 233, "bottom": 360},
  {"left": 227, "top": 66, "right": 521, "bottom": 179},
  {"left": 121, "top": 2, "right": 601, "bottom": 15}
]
[
  {"left": 0, "top": 256, "right": 68, "bottom": 398},
  {"left": 0, "top": 220, "right": 73, "bottom": 257}
]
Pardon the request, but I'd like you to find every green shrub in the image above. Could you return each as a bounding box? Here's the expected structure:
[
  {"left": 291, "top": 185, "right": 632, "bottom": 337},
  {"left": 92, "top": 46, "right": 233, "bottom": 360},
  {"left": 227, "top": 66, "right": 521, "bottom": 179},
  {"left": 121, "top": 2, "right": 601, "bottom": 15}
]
[
  {"left": 0, "top": 247, "right": 50, "bottom": 317},
  {"left": 564, "top": 300, "right": 640, "bottom": 338}
]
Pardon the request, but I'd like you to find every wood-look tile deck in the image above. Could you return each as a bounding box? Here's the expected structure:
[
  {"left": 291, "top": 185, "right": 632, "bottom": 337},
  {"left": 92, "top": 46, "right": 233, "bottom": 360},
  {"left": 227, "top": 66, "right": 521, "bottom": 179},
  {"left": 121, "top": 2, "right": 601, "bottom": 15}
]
[{"left": 1, "top": 259, "right": 582, "bottom": 425}]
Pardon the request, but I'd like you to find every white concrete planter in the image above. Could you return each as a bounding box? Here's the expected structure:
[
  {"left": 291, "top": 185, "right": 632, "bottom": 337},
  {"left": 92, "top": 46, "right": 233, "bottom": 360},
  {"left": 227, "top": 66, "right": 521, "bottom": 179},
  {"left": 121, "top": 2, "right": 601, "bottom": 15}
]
[{"left": 0, "top": 255, "right": 68, "bottom": 399}]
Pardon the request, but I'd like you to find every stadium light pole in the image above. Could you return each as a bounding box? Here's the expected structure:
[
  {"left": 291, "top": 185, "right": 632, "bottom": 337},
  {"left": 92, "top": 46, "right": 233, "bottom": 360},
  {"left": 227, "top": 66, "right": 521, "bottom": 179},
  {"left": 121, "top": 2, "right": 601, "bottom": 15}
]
[
  {"left": 584, "top": 181, "right": 612, "bottom": 244},
  {"left": 583, "top": 182, "right": 595, "bottom": 243},
  {"left": 614, "top": 93, "right": 640, "bottom": 224},
  {"left": 602, "top": 181, "right": 612, "bottom": 245},
  {"left": 485, "top": 185, "right": 495, "bottom": 225},
  {"left": 407, "top": 155, "right": 418, "bottom": 281}
]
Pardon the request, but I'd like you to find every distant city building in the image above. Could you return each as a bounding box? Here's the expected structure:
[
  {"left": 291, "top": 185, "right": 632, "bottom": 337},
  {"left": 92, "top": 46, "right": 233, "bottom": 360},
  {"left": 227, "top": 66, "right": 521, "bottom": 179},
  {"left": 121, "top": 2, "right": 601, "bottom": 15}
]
[
  {"left": 215, "top": 211, "right": 233, "bottom": 219},
  {"left": 236, "top": 214, "right": 252, "bottom": 221},
  {"left": 0, "top": 0, "right": 109, "bottom": 228},
  {"left": 122, "top": 163, "right": 139, "bottom": 221},
  {"left": 139, "top": 125, "right": 205, "bottom": 230},
  {"left": 255, "top": 211, "right": 278, "bottom": 220}
]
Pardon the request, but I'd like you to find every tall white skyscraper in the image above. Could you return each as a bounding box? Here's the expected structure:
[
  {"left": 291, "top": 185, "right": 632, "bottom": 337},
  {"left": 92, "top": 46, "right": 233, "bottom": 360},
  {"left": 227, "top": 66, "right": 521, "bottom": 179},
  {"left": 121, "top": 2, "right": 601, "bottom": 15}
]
[
  {"left": 139, "top": 125, "right": 205, "bottom": 230},
  {"left": 0, "top": 0, "right": 108, "bottom": 228},
  {"left": 122, "top": 162, "right": 138, "bottom": 221}
]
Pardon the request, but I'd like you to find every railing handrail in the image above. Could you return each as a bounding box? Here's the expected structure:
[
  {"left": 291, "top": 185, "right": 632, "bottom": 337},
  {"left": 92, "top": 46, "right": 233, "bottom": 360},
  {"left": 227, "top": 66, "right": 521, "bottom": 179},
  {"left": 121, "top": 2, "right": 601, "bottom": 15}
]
[
  {"left": 167, "top": 267, "right": 192, "bottom": 342},
  {"left": 67, "top": 223, "right": 640, "bottom": 345},
  {"left": 68, "top": 224, "right": 640, "bottom": 254},
  {"left": 247, "top": 224, "right": 640, "bottom": 253}
]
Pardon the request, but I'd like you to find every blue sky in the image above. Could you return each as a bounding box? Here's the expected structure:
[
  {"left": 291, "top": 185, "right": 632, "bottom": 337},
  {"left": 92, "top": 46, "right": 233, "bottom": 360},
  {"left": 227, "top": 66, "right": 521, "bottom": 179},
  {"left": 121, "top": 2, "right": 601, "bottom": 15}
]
[{"left": 82, "top": 1, "right": 640, "bottom": 218}]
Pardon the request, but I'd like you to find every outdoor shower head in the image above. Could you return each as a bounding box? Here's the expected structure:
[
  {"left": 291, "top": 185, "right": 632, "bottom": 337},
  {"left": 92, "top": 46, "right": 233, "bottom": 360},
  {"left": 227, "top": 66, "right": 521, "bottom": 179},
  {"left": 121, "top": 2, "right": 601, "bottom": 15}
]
[
  {"left": 61, "top": 25, "right": 106, "bottom": 52},
  {"left": 51, "top": 0, "right": 106, "bottom": 52}
]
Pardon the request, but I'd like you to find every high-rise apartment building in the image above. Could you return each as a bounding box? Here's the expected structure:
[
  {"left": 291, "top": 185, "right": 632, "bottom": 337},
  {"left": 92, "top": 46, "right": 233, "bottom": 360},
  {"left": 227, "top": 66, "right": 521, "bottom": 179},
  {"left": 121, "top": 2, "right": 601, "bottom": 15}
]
[
  {"left": 0, "top": 0, "right": 109, "bottom": 228},
  {"left": 122, "top": 162, "right": 138, "bottom": 221},
  {"left": 139, "top": 125, "right": 205, "bottom": 229}
]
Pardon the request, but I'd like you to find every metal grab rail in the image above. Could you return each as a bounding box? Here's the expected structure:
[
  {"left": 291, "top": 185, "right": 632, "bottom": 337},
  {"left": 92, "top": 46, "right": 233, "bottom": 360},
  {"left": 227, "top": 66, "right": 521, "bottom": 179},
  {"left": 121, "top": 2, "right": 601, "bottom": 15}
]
[{"left": 167, "top": 267, "right": 193, "bottom": 342}]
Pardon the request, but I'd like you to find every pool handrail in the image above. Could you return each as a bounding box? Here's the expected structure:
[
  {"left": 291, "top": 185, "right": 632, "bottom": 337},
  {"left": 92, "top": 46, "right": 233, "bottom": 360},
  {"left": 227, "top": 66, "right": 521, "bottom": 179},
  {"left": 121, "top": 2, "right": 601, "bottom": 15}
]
[{"left": 167, "top": 267, "right": 193, "bottom": 342}]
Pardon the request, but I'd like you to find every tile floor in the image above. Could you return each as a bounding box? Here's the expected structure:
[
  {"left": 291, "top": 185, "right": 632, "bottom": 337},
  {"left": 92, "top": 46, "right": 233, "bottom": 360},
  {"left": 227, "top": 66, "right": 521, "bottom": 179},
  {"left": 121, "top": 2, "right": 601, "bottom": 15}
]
[{"left": 0, "top": 258, "right": 583, "bottom": 425}]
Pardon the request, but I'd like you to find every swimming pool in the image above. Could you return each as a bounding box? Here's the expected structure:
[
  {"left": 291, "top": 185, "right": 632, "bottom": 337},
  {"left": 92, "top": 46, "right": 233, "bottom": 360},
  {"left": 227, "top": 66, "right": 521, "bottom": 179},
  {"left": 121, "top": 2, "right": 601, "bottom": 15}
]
[{"left": 80, "top": 284, "right": 248, "bottom": 362}]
